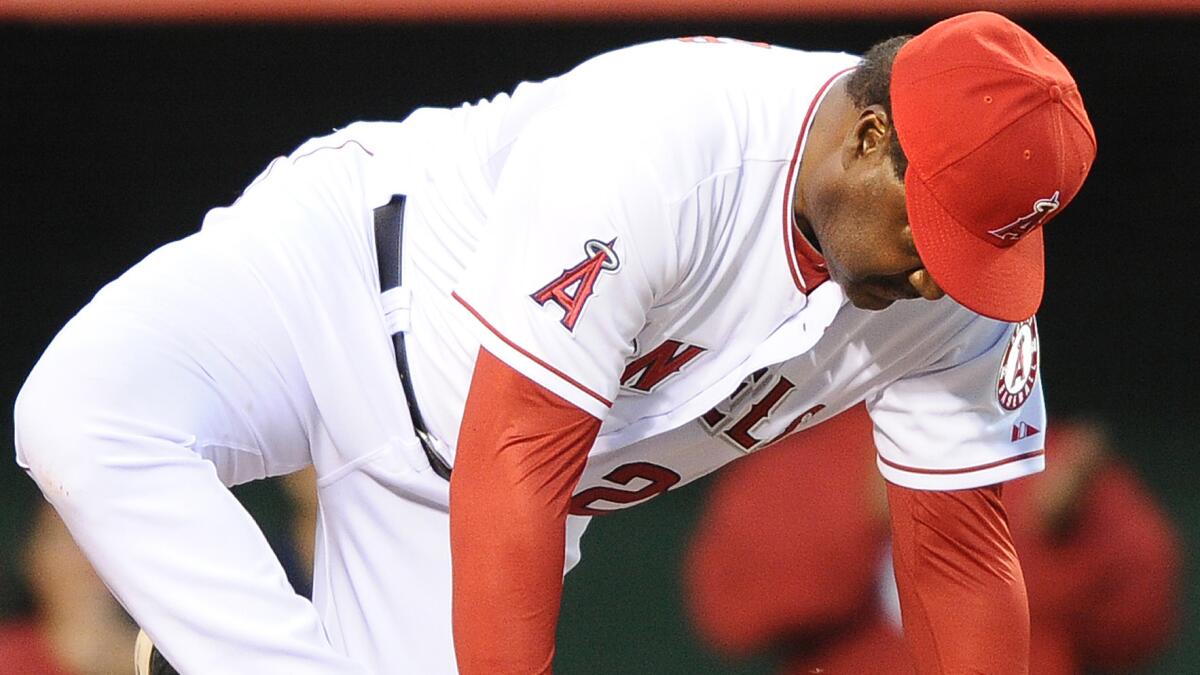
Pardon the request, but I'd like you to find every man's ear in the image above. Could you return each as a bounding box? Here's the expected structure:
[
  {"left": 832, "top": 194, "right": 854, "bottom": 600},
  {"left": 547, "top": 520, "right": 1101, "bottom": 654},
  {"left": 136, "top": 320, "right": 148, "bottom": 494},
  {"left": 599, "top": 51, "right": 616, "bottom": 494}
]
[{"left": 844, "top": 105, "right": 892, "bottom": 166}]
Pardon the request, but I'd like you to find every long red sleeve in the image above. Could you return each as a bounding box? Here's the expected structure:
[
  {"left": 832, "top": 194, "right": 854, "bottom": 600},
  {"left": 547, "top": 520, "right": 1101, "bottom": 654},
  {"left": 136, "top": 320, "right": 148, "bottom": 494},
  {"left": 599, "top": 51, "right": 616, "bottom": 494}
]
[
  {"left": 449, "top": 348, "right": 601, "bottom": 675},
  {"left": 684, "top": 405, "right": 888, "bottom": 655},
  {"left": 887, "top": 482, "right": 1029, "bottom": 674}
]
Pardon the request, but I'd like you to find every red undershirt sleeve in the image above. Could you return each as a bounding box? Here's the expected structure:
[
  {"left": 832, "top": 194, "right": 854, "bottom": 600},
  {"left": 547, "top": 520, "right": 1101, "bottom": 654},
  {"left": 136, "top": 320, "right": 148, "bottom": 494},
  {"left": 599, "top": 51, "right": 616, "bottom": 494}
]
[
  {"left": 887, "top": 481, "right": 1030, "bottom": 674},
  {"left": 449, "top": 347, "right": 602, "bottom": 675}
]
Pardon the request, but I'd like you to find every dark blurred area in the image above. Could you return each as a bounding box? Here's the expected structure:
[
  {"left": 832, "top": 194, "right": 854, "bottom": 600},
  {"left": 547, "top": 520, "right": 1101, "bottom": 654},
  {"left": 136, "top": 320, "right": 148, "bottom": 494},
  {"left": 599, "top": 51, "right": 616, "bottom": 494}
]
[{"left": 2, "top": 16, "right": 1197, "bottom": 674}]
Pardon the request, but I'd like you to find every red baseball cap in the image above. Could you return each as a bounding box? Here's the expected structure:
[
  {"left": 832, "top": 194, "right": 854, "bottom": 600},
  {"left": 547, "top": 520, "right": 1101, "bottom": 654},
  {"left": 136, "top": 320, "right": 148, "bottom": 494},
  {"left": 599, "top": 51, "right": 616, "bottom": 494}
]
[{"left": 892, "top": 11, "right": 1096, "bottom": 322}]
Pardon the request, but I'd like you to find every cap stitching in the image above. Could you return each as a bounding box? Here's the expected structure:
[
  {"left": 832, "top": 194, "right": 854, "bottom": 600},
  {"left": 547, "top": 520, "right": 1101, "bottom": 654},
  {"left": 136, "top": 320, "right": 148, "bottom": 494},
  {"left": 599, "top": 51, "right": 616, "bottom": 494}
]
[
  {"left": 910, "top": 171, "right": 969, "bottom": 245},
  {"left": 911, "top": 99, "right": 1057, "bottom": 248},
  {"left": 895, "top": 62, "right": 1056, "bottom": 90},
  {"left": 896, "top": 65, "right": 1061, "bottom": 179},
  {"left": 1057, "top": 84, "right": 1098, "bottom": 155},
  {"left": 919, "top": 98, "right": 1052, "bottom": 185},
  {"left": 1052, "top": 103, "right": 1066, "bottom": 189},
  {"left": 1014, "top": 28, "right": 1035, "bottom": 63}
]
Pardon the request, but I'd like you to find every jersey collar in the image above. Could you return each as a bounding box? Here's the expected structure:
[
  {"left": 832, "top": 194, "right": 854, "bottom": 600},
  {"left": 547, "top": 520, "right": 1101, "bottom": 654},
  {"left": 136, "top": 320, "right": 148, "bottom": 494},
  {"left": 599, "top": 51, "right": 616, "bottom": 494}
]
[{"left": 781, "top": 66, "right": 856, "bottom": 295}]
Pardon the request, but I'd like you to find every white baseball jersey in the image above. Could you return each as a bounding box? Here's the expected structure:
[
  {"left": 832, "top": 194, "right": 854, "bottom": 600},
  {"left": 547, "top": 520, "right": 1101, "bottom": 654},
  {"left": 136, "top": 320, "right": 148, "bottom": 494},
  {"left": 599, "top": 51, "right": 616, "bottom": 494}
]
[
  {"left": 15, "top": 37, "right": 1045, "bottom": 674},
  {"left": 407, "top": 37, "right": 1046, "bottom": 505}
]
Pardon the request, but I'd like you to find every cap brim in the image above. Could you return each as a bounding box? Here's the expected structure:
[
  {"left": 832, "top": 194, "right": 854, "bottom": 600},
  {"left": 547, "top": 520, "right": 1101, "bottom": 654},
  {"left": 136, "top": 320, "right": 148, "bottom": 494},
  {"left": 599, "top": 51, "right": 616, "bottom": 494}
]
[{"left": 906, "top": 167, "right": 1044, "bottom": 322}]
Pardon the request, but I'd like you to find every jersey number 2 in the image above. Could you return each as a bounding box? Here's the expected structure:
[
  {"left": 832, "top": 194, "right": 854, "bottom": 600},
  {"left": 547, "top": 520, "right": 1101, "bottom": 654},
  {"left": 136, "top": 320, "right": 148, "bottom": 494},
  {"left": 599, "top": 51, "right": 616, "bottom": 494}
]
[{"left": 569, "top": 462, "right": 681, "bottom": 516}]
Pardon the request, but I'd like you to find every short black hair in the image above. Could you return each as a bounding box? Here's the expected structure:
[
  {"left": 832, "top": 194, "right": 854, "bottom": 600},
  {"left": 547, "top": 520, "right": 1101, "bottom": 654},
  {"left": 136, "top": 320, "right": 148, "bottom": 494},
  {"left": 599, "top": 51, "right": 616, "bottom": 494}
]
[{"left": 844, "top": 35, "right": 913, "bottom": 181}]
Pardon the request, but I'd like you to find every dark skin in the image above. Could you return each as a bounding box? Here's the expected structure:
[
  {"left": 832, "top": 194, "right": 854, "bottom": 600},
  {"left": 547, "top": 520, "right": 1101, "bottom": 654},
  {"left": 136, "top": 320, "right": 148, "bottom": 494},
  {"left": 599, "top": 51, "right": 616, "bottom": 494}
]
[{"left": 794, "top": 79, "right": 945, "bottom": 311}]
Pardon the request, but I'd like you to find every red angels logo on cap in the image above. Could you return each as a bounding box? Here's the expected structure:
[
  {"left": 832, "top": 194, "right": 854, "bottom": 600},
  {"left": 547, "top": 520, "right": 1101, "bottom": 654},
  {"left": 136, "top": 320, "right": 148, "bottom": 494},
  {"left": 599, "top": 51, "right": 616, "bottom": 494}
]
[
  {"left": 988, "top": 191, "right": 1060, "bottom": 242},
  {"left": 996, "top": 318, "right": 1039, "bottom": 410}
]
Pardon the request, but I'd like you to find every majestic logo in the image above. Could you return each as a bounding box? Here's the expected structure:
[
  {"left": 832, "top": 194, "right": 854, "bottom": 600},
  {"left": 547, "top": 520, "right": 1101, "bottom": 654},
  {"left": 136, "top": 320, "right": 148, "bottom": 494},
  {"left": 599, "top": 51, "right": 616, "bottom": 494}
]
[
  {"left": 988, "top": 191, "right": 1060, "bottom": 242},
  {"left": 1011, "top": 421, "right": 1041, "bottom": 442},
  {"left": 530, "top": 239, "right": 620, "bottom": 331},
  {"left": 997, "top": 318, "right": 1039, "bottom": 411}
]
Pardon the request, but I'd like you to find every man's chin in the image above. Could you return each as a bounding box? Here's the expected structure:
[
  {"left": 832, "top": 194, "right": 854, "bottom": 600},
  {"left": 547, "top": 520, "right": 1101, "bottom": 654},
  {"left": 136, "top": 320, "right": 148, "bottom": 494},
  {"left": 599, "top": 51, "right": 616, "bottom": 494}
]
[{"left": 846, "top": 289, "right": 896, "bottom": 312}]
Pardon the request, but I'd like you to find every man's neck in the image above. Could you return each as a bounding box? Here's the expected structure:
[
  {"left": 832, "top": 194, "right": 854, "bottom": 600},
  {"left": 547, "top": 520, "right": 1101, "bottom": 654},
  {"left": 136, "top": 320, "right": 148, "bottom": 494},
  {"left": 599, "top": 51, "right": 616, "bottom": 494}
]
[
  {"left": 795, "top": 216, "right": 822, "bottom": 253},
  {"left": 791, "top": 78, "right": 856, "bottom": 256}
]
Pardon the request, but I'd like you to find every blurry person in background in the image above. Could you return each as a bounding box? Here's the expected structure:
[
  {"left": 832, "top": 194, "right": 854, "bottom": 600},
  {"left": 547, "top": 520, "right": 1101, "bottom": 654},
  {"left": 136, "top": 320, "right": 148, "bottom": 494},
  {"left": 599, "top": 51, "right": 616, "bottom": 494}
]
[
  {"left": 0, "top": 501, "right": 137, "bottom": 675},
  {"left": 281, "top": 468, "right": 320, "bottom": 592},
  {"left": 0, "top": 490, "right": 313, "bottom": 675},
  {"left": 684, "top": 406, "right": 1183, "bottom": 674}
]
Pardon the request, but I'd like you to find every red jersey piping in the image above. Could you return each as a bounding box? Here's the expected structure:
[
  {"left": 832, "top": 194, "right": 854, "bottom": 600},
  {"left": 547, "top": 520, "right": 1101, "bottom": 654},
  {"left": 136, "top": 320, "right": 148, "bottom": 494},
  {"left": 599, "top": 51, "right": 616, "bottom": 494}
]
[
  {"left": 878, "top": 449, "right": 1045, "bottom": 476},
  {"left": 453, "top": 292, "right": 613, "bottom": 408},
  {"left": 781, "top": 67, "right": 855, "bottom": 293}
]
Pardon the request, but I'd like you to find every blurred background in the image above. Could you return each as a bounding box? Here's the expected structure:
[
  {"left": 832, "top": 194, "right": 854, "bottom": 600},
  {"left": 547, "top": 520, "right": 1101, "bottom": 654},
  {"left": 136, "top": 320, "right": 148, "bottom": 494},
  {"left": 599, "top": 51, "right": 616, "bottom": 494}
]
[{"left": 1, "top": 1, "right": 1197, "bottom": 673}]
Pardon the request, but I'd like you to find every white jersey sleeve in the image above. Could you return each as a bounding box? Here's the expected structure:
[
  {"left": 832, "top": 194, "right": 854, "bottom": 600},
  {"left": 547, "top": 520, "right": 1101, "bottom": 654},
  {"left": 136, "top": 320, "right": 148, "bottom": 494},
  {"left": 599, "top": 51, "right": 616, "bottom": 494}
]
[
  {"left": 869, "top": 316, "right": 1047, "bottom": 490},
  {"left": 452, "top": 102, "right": 675, "bottom": 419}
]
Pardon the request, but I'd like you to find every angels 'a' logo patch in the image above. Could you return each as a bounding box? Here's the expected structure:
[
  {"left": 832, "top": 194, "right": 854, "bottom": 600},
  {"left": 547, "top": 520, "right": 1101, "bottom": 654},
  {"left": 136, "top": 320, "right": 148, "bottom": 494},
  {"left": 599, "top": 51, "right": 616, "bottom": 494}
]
[
  {"left": 997, "top": 318, "right": 1039, "bottom": 411},
  {"left": 988, "top": 191, "right": 1060, "bottom": 242},
  {"left": 530, "top": 239, "right": 620, "bottom": 331}
]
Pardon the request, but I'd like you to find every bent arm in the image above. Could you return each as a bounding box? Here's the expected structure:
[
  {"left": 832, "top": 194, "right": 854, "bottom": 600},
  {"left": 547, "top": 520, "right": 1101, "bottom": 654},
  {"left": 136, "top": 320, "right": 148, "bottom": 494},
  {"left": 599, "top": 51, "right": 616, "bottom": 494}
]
[
  {"left": 450, "top": 348, "right": 601, "bottom": 674},
  {"left": 887, "top": 482, "right": 1029, "bottom": 674}
]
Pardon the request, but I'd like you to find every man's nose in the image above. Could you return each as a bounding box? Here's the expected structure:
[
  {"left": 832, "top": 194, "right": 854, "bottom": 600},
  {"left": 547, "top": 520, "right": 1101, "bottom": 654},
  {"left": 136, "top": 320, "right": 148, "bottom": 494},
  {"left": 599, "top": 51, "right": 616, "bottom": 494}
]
[{"left": 908, "top": 269, "right": 946, "bottom": 301}]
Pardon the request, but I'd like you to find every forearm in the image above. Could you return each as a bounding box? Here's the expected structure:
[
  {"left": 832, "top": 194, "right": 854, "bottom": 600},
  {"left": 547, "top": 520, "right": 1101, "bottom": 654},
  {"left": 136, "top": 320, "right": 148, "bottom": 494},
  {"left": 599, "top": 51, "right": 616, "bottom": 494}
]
[
  {"left": 450, "top": 455, "right": 576, "bottom": 674},
  {"left": 450, "top": 481, "right": 566, "bottom": 673},
  {"left": 450, "top": 348, "right": 599, "bottom": 674},
  {"left": 887, "top": 482, "right": 1029, "bottom": 674}
]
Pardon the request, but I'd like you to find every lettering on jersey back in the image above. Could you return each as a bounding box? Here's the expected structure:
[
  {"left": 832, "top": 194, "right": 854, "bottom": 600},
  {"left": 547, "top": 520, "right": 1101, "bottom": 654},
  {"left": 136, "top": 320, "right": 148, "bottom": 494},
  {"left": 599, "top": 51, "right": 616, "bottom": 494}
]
[
  {"left": 530, "top": 238, "right": 620, "bottom": 332},
  {"left": 620, "top": 340, "right": 707, "bottom": 393},
  {"left": 701, "top": 369, "right": 826, "bottom": 452},
  {"left": 701, "top": 368, "right": 769, "bottom": 428}
]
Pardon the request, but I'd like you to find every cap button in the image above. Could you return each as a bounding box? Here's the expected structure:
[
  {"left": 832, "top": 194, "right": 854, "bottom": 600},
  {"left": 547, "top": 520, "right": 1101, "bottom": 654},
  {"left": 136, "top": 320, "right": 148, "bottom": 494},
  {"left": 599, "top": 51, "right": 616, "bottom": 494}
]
[{"left": 1048, "top": 84, "right": 1063, "bottom": 102}]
